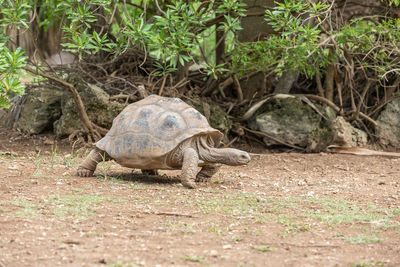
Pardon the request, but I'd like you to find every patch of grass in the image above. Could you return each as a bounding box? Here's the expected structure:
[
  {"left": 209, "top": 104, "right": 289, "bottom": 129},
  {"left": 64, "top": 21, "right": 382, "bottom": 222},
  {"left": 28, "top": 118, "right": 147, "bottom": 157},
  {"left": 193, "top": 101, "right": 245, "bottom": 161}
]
[
  {"left": 208, "top": 224, "right": 223, "bottom": 235},
  {"left": 231, "top": 236, "right": 242, "bottom": 242},
  {"left": 165, "top": 220, "right": 198, "bottom": 234},
  {"left": 31, "top": 194, "right": 127, "bottom": 221},
  {"left": 281, "top": 223, "right": 311, "bottom": 237},
  {"left": 276, "top": 214, "right": 297, "bottom": 225},
  {"left": 345, "top": 234, "right": 383, "bottom": 245},
  {"left": 152, "top": 197, "right": 171, "bottom": 206},
  {"left": 202, "top": 187, "right": 223, "bottom": 194},
  {"left": 251, "top": 245, "right": 276, "bottom": 252},
  {"left": 105, "top": 197, "right": 127, "bottom": 204},
  {"left": 32, "top": 172, "right": 54, "bottom": 179},
  {"left": 132, "top": 195, "right": 152, "bottom": 204},
  {"left": 44, "top": 194, "right": 100, "bottom": 220},
  {"left": 351, "top": 262, "right": 385, "bottom": 267},
  {"left": 96, "top": 154, "right": 114, "bottom": 179},
  {"left": 71, "top": 187, "right": 85, "bottom": 193},
  {"left": 174, "top": 195, "right": 398, "bottom": 239},
  {"left": 63, "top": 154, "right": 77, "bottom": 167},
  {"left": 49, "top": 144, "right": 59, "bottom": 168},
  {"left": 130, "top": 184, "right": 149, "bottom": 190},
  {"left": 267, "top": 197, "right": 301, "bottom": 213},
  {"left": 304, "top": 198, "right": 398, "bottom": 228},
  {"left": 180, "top": 254, "right": 205, "bottom": 262},
  {"left": 254, "top": 214, "right": 271, "bottom": 223},
  {"left": 0, "top": 200, "right": 41, "bottom": 219},
  {"left": 0, "top": 153, "right": 19, "bottom": 160},
  {"left": 187, "top": 192, "right": 264, "bottom": 218}
]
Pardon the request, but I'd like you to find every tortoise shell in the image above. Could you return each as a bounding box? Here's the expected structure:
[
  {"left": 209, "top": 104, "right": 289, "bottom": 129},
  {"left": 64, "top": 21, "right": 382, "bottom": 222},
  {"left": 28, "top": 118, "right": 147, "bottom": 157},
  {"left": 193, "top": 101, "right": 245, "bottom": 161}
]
[{"left": 96, "top": 95, "right": 222, "bottom": 169}]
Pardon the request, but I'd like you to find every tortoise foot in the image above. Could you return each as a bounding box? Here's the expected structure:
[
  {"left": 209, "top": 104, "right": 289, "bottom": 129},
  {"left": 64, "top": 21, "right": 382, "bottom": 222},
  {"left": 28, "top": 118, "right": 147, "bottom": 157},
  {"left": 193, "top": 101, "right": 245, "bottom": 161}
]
[
  {"left": 77, "top": 167, "right": 94, "bottom": 177},
  {"left": 195, "top": 174, "right": 209, "bottom": 183},
  {"left": 181, "top": 179, "right": 196, "bottom": 189}
]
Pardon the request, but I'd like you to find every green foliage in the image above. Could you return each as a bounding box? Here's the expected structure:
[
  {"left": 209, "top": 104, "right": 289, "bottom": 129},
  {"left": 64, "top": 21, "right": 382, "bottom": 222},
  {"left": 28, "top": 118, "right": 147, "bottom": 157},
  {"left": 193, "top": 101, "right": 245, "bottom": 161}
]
[
  {"left": 336, "top": 18, "right": 400, "bottom": 79},
  {"left": 39, "top": 0, "right": 116, "bottom": 59},
  {"left": 0, "top": 0, "right": 30, "bottom": 108},
  {"left": 231, "top": 0, "right": 331, "bottom": 77},
  {"left": 0, "top": 0, "right": 247, "bottom": 108},
  {"left": 231, "top": 0, "right": 400, "bottom": 81},
  {"left": 385, "top": 0, "right": 400, "bottom": 6},
  {"left": 1, "top": 0, "right": 399, "bottom": 109},
  {"left": 120, "top": 0, "right": 245, "bottom": 75},
  {"left": 0, "top": 0, "right": 31, "bottom": 28}
]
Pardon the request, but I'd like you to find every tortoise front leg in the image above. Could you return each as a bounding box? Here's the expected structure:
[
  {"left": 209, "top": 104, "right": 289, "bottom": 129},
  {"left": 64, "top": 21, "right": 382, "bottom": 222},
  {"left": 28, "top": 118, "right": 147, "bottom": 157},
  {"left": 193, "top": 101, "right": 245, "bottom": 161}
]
[
  {"left": 77, "top": 147, "right": 111, "bottom": 177},
  {"left": 180, "top": 147, "right": 198, "bottom": 189},
  {"left": 195, "top": 164, "right": 221, "bottom": 183}
]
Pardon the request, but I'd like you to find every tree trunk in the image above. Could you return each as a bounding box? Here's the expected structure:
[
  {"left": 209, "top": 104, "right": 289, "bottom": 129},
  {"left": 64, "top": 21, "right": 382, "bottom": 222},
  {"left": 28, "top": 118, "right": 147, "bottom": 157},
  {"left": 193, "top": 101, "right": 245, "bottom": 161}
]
[{"left": 237, "top": 0, "right": 276, "bottom": 100}]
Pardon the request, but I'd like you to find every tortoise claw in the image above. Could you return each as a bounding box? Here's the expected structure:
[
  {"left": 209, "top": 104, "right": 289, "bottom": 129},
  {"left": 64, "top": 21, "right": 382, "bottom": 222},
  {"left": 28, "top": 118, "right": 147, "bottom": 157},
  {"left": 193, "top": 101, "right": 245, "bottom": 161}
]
[
  {"left": 77, "top": 167, "right": 94, "bottom": 177},
  {"left": 181, "top": 179, "right": 196, "bottom": 189},
  {"left": 195, "top": 171, "right": 212, "bottom": 183}
]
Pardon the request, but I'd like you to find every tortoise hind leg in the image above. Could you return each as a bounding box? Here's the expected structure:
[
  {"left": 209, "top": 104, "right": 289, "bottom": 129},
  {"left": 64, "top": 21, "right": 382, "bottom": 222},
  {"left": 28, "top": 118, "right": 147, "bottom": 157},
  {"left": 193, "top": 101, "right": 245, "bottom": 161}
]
[
  {"left": 77, "top": 147, "right": 111, "bottom": 177},
  {"left": 195, "top": 164, "right": 221, "bottom": 183}
]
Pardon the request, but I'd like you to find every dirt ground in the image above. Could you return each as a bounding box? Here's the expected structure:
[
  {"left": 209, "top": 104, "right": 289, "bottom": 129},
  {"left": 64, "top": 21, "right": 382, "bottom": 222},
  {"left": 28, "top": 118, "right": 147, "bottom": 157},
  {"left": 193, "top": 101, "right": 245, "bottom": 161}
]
[{"left": 0, "top": 127, "right": 399, "bottom": 267}]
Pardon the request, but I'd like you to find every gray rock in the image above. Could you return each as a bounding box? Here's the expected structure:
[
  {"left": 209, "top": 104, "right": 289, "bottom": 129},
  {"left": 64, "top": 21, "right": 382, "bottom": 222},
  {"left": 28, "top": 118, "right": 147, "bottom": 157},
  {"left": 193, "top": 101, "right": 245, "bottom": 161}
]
[
  {"left": 331, "top": 116, "right": 367, "bottom": 147},
  {"left": 247, "top": 95, "right": 369, "bottom": 151},
  {"left": 15, "top": 87, "right": 63, "bottom": 135},
  {"left": 376, "top": 99, "right": 400, "bottom": 148},
  {"left": 248, "top": 96, "right": 330, "bottom": 149},
  {"left": 53, "top": 77, "right": 125, "bottom": 137}
]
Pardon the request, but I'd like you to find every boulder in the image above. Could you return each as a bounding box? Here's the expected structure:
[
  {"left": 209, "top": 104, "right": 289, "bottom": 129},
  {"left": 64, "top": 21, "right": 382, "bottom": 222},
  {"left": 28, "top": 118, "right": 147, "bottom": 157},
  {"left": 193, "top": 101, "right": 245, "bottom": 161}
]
[
  {"left": 376, "top": 98, "right": 400, "bottom": 148},
  {"left": 247, "top": 95, "right": 371, "bottom": 151},
  {"left": 54, "top": 76, "right": 125, "bottom": 137},
  {"left": 331, "top": 116, "right": 367, "bottom": 147},
  {"left": 14, "top": 87, "right": 63, "bottom": 135},
  {"left": 248, "top": 95, "right": 333, "bottom": 151}
]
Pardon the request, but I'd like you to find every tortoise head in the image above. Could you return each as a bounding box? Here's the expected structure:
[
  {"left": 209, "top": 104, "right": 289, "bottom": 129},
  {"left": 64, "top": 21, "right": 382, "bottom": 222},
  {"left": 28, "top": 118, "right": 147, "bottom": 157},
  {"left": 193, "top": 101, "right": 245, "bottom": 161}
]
[
  {"left": 219, "top": 148, "right": 251, "bottom": 166},
  {"left": 201, "top": 147, "right": 251, "bottom": 166},
  {"left": 197, "top": 135, "right": 251, "bottom": 165}
]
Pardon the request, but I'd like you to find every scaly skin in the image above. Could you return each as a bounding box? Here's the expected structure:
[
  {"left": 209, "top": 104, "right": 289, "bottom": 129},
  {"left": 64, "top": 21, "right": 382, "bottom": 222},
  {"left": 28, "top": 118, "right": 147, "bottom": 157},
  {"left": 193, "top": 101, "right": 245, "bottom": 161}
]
[
  {"left": 180, "top": 147, "right": 198, "bottom": 189},
  {"left": 195, "top": 164, "right": 221, "bottom": 183},
  {"left": 77, "top": 147, "right": 111, "bottom": 177}
]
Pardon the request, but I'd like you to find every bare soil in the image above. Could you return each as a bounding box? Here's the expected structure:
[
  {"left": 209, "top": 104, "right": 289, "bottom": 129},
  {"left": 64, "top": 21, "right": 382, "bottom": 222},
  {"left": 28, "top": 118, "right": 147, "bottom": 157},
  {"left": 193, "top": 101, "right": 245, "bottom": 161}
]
[{"left": 0, "top": 127, "right": 399, "bottom": 267}]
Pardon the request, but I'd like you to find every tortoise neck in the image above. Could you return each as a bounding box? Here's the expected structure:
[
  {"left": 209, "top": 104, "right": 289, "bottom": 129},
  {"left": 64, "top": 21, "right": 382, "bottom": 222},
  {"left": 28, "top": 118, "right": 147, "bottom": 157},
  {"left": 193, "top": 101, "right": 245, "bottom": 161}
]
[{"left": 196, "top": 136, "right": 227, "bottom": 164}]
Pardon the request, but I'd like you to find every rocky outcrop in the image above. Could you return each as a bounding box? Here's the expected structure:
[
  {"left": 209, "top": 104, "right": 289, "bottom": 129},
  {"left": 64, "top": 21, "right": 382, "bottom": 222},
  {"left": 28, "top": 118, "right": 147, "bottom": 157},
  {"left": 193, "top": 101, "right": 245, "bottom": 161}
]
[
  {"left": 247, "top": 95, "right": 332, "bottom": 151},
  {"left": 4, "top": 76, "right": 125, "bottom": 137},
  {"left": 246, "top": 94, "right": 368, "bottom": 151},
  {"left": 15, "top": 87, "right": 63, "bottom": 135},
  {"left": 53, "top": 77, "right": 125, "bottom": 137},
  {"left": 376, "top": 98, "right": 400, "bottom": 148},
  {"left": 331, "top": 116, "right": 367, "bottom": 147}
]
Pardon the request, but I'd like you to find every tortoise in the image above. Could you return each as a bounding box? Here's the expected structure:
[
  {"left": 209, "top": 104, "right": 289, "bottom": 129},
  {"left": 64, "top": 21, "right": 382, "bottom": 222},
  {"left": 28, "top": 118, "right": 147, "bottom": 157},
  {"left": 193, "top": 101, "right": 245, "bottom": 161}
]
[{"left": 77, "top": 95, "right": 251, "bottom": 188}]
